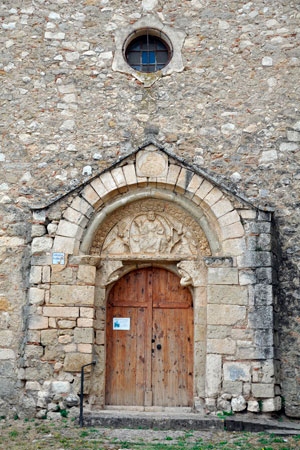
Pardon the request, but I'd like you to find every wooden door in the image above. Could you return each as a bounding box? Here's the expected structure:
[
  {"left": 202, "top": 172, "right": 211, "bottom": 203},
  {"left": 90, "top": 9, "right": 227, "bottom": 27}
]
[{"left": 105, "top": 268, "right": 193, "bottom": 406}]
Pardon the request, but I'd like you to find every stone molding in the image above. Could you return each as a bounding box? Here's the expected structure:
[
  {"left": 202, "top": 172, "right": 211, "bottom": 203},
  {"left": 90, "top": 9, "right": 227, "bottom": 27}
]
[{"left": 112, "top": 16, "right": 186, "bottom": 87}]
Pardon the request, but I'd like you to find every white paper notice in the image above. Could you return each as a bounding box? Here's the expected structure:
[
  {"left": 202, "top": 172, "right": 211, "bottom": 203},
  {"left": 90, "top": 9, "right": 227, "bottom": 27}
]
[{"left": 113, "top": 317, "right": 130, "bottom": 330}]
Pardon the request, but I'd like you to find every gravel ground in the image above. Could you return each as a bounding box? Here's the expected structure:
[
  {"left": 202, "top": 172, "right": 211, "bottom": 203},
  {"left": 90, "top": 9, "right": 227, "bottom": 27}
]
[{"left": 0, "top": 417, "right": 300, "bottom": 450}]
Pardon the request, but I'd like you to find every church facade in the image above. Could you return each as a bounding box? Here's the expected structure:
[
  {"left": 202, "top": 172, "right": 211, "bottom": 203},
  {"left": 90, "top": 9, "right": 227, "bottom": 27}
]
[{"left": 0, "top": 0, "right": 299, "bottom": 418}]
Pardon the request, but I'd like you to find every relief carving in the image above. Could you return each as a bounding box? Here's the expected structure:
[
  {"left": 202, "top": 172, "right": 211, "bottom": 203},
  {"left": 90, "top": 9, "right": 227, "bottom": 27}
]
[
  {"left": 136, "top": 149, "right": 168, "bottom": 178},
  {"left": 91, "top": 199, "right": 211, "bottom": 258},
  {"left": 177, "top": 260, "right": 206, "bottom": 287}
]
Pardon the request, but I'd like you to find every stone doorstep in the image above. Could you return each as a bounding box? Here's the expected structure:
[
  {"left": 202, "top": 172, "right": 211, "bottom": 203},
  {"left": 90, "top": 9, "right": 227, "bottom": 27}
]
[{"left": 81, "top": 410, "right": 300, "bottom": 434}]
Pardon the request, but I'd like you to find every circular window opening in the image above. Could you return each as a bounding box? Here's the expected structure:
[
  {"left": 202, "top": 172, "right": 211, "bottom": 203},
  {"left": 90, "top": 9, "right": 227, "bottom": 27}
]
[{"left": 124, "top": 29, "right": 172, "bottom": 73}]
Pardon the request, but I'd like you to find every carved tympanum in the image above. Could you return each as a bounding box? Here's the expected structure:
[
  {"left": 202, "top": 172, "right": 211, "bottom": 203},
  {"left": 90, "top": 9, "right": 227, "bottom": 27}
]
[{"left": 90, "top": 199, "right": 211, "bottom": 257}]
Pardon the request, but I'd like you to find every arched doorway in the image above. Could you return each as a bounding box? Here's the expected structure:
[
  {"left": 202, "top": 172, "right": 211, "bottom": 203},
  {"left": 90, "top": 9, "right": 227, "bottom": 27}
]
[{"left": 105, "top": 267, "right": 194, "bottom": 407}]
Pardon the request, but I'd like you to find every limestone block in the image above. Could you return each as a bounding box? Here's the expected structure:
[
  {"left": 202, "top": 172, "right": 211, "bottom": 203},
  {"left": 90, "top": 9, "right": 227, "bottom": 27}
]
[
  {"left": 208, "top": 285, "right": 248, "bottom": 305},
  {"left": 231, "top": 328, "right": 253, "bottom": 340},
  {"left": 0, "top": 349, "right": 15, "bottom": 359},
  {"left": 32, "top": 237, "right": 53, "bottom": 254},
  {"left": 166, "top": 164, "right": 181, "bottom": 186},
  {"left": 80, "top": 307, "right": 94, "bottom": 319},
  {"left": 194, "top": 325, "right": 206, "bottom": 342},
  {"left": 41, "top": 330, "right": 57, "bottom": 345},
  {"left": 247, "top": 400, "right": 260, "bottom": 412},
  {"left": 262, "top": 396, "right": 281, "bottom": 412},
  {"left": 51, "top": 268, "right": 73, "bottom": 283},
  {"left": 239, "top": 270, "right": 256, "bottom": 285},
  {"left": 29, "top": 287, "right": 45, "bottom": 305},
  {"left": 45, "top": 31, "right": 65, "bottom": 39},
  {"left": 64, "top": 353, "right": 93, "bottom": 372},
  {"left": 43, "top": 306, "right": 79, "bottom": 318},
  {"left": 81, "top": 185, "right": 101, "bottom": 207},
  {"left": 31, "top": 224, "right": 46, "bottom": 237},
  {"left": 186, "top": 174, "right": 203, "bottom": 196},
  {"left": 123, "top": 163, "right": 137, "bottom": 187},
  {"left": 218, "top": 210, "right": 241, "bottom": 227},
  {"left": 207, "top": 268, "right": 238, "bottom": 285},
  {"left": 49, "top": 317, "right": 56, "bottom": 328},
  {"left": 207, "top": 304, "right": 246, "bottom": 325},
  {"left": 252, "top": 360, "right": 275, "bottom": 383},
  {"left": 42, "top": 266, "right": 51, "bottom": 283},
  {"left": 204, "top": 187, "right": 223, "bottom": 206},
  {"left": 231, "top": 395, "right": 247, "bottom": 412},
  {"left": 205, "top": 398, "right": 216, "bottom": 412},
  {"left": 30, "top": 266, "right": 42, "bottom": 284},
  {"left": 28, "top": 315, "right": 49, "bottom": 330},
  {"left": 252, "top": 383, "right": 274, "bottom": 398},
  {"left": 63, "top": 207, "right": 83, "bottom": 225},
  {"left": 222, "top": 222, "right": 245, "bottom": 240},
  {"left": 78, "top": 344, "right": 93, "bottom": 353},
  {"left": 256, "top": 267, "right": 272, "bottom": 284},
  {"left": 254, "top": 284, "right": 273, "bottom": 305},
  {"left": 207, "top": 338, "right": 236, "bottom": 354},
  {"left": 25, "top": 381, "right": 41, "bottom": 391},
  {"left": 52, "top": 381, "right": 71, "bottom": 394},
  {"left": 217, "top": 397, "right": 231, "bottom": 413},
  {"left": 0, "top": 330, "right": 14, "bottom": 347},
  {"left": 58, "top": 334, "right": 72, "bottom": 344},
  {"left": 211, "top": 199, "right": 233, "bottom": 218},
  {"left": 207, "top": 325, "right": 231, "bottom": 339},
  {"left": 223, "top": 362, "right": 251, "bottom": 382},
  {"left": 70, "top": 196, "right": 93, "bottom": 217},
  {"left": 205, "top": 354, "right": 222, "bottom": 397},
  {"left": 195, "top": 180, "right": 214, "bottom": 201},
  {"left": 95, "top": 330, "right": 104, "bottom": 345},
  {"left": 111, "top": 167, "right": 127, "bottom": 191},
  {"left": 50, "top": 285, "right": 95, "bottom": 306},
  {"left": 77, "top": 265, "right": 96, "bottom": 283},
  {"left": 254, "top": 329, "right": 273, "bottom": 348},
  {"left": 74, "top": 327, "right": 94, "bottom": 344},
  {"left": 64, "top": 344, "right": 77, "bottom": 353},
  {"left": 248, "top": 306, "right": 273, "bottom": 329},
  {"left": 56, "top": 220, "right": 82, "bottom": 239},
  {"left": 27, "top": 330, "right": 41, "bottom": 343},
  {"left": 100, "top": 171, "right": 118, "bottom": 193},
  {"left": 238, "top": 346, "right": 274, "bottom": 360},
  {"left": 237, "top": 251, "right": 272, "bottom": 268},
  {"left": 91, "top": 178, "right": 108, "bottom": 199},
  {"left": 223, "top": 381, "right": 243, "bottom": 396},
  {"left": 24, "top": 344, "right": 43, "bottom": 358},
  {"left": 53, "top": 236, "right": 77, "bottom": 254},
  {"left": 57, "top": 320, "right": 76, "bottom": 328},
  {"left": 77, "top": 318, "right": 93, "bottom": 327}
]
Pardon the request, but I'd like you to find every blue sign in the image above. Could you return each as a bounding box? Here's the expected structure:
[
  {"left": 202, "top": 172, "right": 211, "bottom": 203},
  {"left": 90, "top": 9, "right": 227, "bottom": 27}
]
[{"left": 52, "top": 252, "right": 65, "bottom": 265}]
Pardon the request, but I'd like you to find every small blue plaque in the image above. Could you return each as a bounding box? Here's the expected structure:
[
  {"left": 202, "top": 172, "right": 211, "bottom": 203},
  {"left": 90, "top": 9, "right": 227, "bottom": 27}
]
[{"left": 52, "top": 252, "right": 65, "bottom": 265}]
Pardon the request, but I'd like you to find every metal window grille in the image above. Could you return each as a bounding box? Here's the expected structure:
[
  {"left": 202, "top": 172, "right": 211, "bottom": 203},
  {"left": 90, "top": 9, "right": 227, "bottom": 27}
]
[{"left": 126, "top": 32, "right": 170, "bottom": 73}]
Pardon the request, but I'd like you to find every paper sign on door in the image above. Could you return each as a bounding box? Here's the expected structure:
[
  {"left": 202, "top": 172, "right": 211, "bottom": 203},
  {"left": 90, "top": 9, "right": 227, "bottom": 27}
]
[{"left": 113, "top": 318, "right": 130, "bottom": 330}]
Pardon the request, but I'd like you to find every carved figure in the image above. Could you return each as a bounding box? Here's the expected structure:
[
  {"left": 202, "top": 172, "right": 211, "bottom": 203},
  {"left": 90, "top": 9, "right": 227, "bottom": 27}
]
[
  {"left": 130, "top": 212, "right": 171, "bottom": 253},
  {"left": 92, "top": 199, "right": 211, "bottom": 257}
]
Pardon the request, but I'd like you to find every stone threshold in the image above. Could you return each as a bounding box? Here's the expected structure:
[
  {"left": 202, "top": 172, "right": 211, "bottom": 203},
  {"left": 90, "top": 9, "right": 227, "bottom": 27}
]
[{"left": 81, "top": 409, "right": 300, "bottom": 435}]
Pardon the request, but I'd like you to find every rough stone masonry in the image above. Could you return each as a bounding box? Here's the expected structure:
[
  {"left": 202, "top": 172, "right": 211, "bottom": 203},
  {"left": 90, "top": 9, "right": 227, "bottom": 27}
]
[{"left": 0, "top": 0, "right": 299, "bottom": 418}]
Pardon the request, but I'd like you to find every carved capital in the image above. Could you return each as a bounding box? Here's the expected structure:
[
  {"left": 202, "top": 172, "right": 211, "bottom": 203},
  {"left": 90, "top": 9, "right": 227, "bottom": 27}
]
[
  {"left": 98, "top": 260, "right": 124, "bottom": 288},
  {"left": 177, "top": 260, "right": 206, "bottom": 287}
]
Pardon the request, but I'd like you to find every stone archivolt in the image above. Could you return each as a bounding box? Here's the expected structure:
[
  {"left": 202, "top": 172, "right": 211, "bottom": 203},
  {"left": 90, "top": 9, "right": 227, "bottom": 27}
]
[{"left": 90, "top": 199, "right": 211, "bottom": 257}]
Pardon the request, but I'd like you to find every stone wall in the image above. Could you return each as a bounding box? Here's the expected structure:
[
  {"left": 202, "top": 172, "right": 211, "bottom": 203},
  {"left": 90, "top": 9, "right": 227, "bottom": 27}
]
[{"left": 0, "top": 0, "right": 299, "bottom": 417}]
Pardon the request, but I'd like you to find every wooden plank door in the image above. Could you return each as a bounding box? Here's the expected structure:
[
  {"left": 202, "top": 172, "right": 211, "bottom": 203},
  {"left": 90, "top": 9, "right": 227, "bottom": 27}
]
[
  {"left": 151, "top": 268, "right": 194, "bottom": 406},
  {"left": 105, "top": 267, "right": 193, "bottom": 406}
]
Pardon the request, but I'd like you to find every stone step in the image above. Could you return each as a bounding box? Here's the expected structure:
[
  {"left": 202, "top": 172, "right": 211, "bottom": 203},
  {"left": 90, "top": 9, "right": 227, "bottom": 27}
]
[
  {"left": 82, "top": 411, "right": 223, "bottom": 430},
  {"left": 81, "top": 410, "right": 300, "bottom": 434}
]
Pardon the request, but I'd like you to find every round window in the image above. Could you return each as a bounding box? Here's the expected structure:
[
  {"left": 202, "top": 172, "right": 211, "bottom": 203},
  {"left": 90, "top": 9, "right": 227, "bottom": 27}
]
[{"left": 124, "top": 29, "right": 172, "bottom": 73}]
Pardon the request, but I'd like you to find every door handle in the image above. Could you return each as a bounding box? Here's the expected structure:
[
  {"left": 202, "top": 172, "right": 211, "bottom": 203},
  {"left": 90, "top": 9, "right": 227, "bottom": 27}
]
[{"left": 156, "top": 344, "right": 162, "bottom": 350}]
